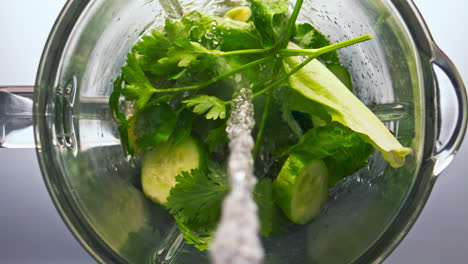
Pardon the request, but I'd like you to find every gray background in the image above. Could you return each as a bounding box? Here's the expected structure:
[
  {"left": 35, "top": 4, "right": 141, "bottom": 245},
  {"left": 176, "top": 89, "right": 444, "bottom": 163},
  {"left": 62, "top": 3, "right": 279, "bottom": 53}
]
[{"left": 1, "top": 0, "right": 467, "bottom": 263}]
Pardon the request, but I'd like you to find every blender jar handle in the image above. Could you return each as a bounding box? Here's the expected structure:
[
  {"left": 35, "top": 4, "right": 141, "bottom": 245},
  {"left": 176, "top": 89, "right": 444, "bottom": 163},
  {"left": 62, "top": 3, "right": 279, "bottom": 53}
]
[
  {"left": 431, "top": 44, "right": 468, "bottom": 175},
  {"left": 0, "top": 86, "right": 36, "bottom": 149}
]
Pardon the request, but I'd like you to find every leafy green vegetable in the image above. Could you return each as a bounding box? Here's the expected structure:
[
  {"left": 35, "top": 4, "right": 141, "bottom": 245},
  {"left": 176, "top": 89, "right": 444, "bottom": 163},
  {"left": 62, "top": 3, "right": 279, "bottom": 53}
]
[
  {"left": 109, "top": 75, "right": 125, "bottom": 122},
  {"left": 169, "top": 109, "right": 195, "bottom": 146},
  {"left": 166, "top": 166, "right": 229, "bottom": 230},
  {"left": 247, "top": 0, "right": 289, "bottom": 48},
  {"left": 283, "top": 55, "right": 412, "bottom": 167},
  {"left": 168, "top": 168, "right": 287, "bottom": 248},
  {"left": 288, "top": 122, "right": 374, "bottom": 185},
  {"left": 293, "top": 23, "right": 340, "bottom": 66},
  {"left": 133, "top": 103, "right": 178, "bottom": 150},
  {"left": 327, "top": 64, "right": 353, "bottom": 91},
  {"left": 281, "top": 86, "right": 332, "bottom": 124},
  {"left": 292, "top": 23, "right": 353, "bottom": 90},
  {"left": 175, "top": 218, "right": 212, "bottom": 251},
  {"left": 109, "top": 76, "right": 134, "bottom": 155},
  {"left": 184, "top": 95, "right": 228, "bottom": 120},
  {"left": 133, "top": 30, "right": 171, "bottom": 71},
  {"left": 120, "top": 53, "right": 156, "bottom": 110},
  {"left": 206, "top": 124, "right": 228, "bottom": 153},
  {"left": 165, "top": 164, "right": 229, "bottom": 250},
  {"left": 165, "top": 19, "right": 190, "bottom": 41},
  {"left": 151, "top": 40, "right": 221, "bottom": 76},
  {"left": 181, "top": 10, "right": 262, "bottom": 51}
]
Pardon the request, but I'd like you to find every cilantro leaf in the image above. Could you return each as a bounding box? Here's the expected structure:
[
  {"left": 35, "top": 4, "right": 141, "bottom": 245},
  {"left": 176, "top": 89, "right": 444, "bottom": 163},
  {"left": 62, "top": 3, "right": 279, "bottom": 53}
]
[
  {"left": 292, "top": 23, "right": 353, "bottom": 90},
  {"left": 150, "top": 40, "right": 221, "bottom": 80},
  {"left": 207, "top": 124, "right": 227, "bottom": 152},
  {"left": 171, "top": 110, "right": 194, "bottom": 146},
  {"left": 165, "top": 19, "right": 190, "bottom": 41},
  {"left": 166, "top": 167, "right": 229, "bottom": 229},
  {"left": 121, "top": 52, "right": 156, "bottom": 110},
  {"left": 288, "top": 122, "right": 374, "bottom": 185},
  {"left": 182, "top": 11, "right": 262, "bottom": 51},
  {"left": 247, "top": 0, "right": 289, "bottom": 48},
  {"left": 133, "top": 30, "right": 171, "bottom": 71},
  {"left": 184, "top": 95, "right": 228, "bottom": 120},
  {"left": 292, "top": 23, "right": 340, "bottom": 66},
  {"left": 109, "top": 75, "right": 125, "bottom": 122},
  {"left": 109, "top": 76, "right": 134, "bottom": 155},
  {"left": 175, "top": 218, "right": 212, "bottom": 251},
  {"left": 133, "top": 103, "right": 178, "bottom": 150}
]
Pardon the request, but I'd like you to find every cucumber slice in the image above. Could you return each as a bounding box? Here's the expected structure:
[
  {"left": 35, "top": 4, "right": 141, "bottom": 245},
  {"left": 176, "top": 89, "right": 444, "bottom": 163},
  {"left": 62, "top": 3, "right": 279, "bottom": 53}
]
[
  {"left": 142, "top": 137, "right": 202, "bottom": 204},
  {"left": 273, "top": 155, "right": 329, "bottom": 224}
]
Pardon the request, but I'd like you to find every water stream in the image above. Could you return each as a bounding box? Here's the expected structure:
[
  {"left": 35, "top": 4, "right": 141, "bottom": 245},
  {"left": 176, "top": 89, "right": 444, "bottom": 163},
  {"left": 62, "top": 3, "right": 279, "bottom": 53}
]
[{"left": 210, "top": 87, "right": 264, "bottom": 264}]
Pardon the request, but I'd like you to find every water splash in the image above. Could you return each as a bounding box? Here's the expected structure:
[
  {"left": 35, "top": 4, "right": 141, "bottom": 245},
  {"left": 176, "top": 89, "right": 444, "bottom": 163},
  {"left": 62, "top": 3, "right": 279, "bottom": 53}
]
[{"left": 210, "top": 86, "right": 264, "bottom": 264}]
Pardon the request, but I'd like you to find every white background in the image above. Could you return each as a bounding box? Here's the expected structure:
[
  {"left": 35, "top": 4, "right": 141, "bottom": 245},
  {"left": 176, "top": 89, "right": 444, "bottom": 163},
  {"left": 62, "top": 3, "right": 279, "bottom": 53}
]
[{"left": 0, "top": 0, "right": 467, "bottom": 263}]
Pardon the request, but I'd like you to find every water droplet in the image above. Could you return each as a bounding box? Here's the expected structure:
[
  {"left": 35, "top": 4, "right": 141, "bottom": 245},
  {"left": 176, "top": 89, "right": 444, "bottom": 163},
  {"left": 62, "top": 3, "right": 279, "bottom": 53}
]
[{"left": 205, "top": 31, "right": 214, "bottom": 39}]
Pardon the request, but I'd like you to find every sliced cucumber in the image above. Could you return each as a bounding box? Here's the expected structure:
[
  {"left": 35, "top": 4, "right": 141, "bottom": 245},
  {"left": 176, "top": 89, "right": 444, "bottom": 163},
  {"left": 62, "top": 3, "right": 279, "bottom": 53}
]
[
  {"left": 142, "top": 136, "right": 202, "bottom": 204},
  {"left": 273, "top": 155, "right": 329, "bottom": 224}
]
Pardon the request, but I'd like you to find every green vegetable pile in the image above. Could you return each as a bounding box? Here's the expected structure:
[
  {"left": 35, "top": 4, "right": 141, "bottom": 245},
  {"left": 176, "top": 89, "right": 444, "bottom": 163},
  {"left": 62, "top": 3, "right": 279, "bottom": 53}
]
[{"left": 110, "top": 0, "right": 412, "bottom": 251}]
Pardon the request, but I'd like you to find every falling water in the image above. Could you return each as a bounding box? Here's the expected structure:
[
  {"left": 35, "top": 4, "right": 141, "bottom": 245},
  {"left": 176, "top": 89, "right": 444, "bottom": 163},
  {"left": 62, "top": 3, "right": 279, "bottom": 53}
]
[{"left": 210, "top": 86, "right": 264, "bottom": 264}]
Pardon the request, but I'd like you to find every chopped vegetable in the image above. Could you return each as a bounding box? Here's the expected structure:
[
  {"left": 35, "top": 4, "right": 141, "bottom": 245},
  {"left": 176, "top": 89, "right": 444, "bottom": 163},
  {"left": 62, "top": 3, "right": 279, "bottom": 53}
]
[
  {"left": 274, "top": 157, "right": 329, "bottom": 224},
  {"left": 141, "top": 137, "right": 202, "bottom": 204}
]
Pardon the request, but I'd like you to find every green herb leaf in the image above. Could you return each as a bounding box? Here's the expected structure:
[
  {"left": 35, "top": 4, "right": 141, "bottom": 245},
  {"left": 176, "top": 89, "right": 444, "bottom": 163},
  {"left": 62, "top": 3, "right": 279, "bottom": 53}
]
[
  {"left": 165, "top": 19, "right": 190, "bottom": 41},
  {"left": 182, "top": 11, "right": 262, "bottom": 51},
  {"left": 288, "top": 122, "right": 373, "bottom": 185},
  {"left": 292, "top": 23, "right": 340, "bottom": 65},
  {"left": 120, "top": 53, "right": 156, "bottom": 110},
  {"left": 166, "top": 166, "right": 229, "bottom": 229},
  {"left": 133, "top": 30, "right": 171, "bottom": 71},
  {"left": 151, "top": 40, "right": 221, "bottom": 76},
  {"left": 110, "top": 76, "right": 134, "bottom": 155},
  {"left": 283, "top": 55, "right": 412, "bottom": 167},
  {"left": 109, "top": 75, "right": 125, "bottom": 122},
  {"left": 171, "top": 110, "right": 195, "bottom": 146},
  {"left": 247, "top": 0, "right": 289, "bottom": 48},
  {"left": 175, "top": 218, "right": 212, "bottom": 251},
  {"left": 133, "top": 103, "right": 178, "bottom": 150},
  {"left": 207, "top": 124, "right": 228, "bottom": 152},
  {"left": 289, "top": 122, "right": 370, "bottom": 159},
  {"left": 184, "top": 95, "right": 228, "bottom": 120},
  {"left": 292, "top": 23, "right": 354, "bottom": 90}
]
